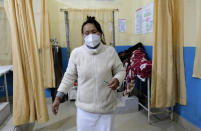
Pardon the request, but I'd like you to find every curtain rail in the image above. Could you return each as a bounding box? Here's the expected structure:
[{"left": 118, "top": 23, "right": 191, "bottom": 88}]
[{"left": 60, "top": 8, "right": 119, "bottom": 12}]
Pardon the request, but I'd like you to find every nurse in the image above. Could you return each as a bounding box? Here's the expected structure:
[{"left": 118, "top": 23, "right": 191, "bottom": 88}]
[{"left": 52, "top": 16, "right": 126, "bottom": 131}]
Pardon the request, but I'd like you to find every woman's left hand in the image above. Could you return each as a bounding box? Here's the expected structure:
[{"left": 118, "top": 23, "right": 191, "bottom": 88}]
[{"left": 108, "top": 78, "right": 119, "bottom": 90}]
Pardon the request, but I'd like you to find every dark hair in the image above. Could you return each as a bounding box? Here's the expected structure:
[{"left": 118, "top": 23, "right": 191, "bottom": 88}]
[{"left": 81, "top": 16, "right": 106, "bottom": 44}]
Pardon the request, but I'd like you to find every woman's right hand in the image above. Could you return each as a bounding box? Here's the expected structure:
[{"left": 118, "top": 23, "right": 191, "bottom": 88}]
[{"left": 52, "top": 96, "right": 60, "bottom": 115}]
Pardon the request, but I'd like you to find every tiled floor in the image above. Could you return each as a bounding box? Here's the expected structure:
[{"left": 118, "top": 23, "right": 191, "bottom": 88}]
[{"left": 0, "top": 99, "right": 189, "bottom": 131}]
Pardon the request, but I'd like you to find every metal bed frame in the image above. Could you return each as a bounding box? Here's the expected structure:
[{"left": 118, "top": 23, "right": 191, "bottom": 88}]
[{"left": 138, "top": 77, "right": 174, "bottom": 124}]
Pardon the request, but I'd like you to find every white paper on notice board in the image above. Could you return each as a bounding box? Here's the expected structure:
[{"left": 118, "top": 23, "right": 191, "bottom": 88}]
[
  {"left": 118, "top": 19, "right": 126, "bottom": 32},
  {"left": 135, "top": 2, "right": 154, "bottom": 34},
  {"left": 135, "top": 8, "right": 143, "bottom": 34}
]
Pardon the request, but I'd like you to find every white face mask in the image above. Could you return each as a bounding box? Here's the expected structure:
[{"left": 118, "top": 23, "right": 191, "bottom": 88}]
[{"left": 84, "top": 34, "right": 101, "bottom": 48}]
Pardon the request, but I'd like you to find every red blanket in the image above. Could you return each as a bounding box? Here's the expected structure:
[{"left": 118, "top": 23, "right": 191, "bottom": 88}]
[{"left": 125, "top": 49, "right": 152, "bottom": 82}]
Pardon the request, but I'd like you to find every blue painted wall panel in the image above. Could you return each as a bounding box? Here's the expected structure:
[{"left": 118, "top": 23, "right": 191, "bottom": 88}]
[
  {"left": 45, "top": 88, "right": 52, "bottom": 97},
  {"left": 61, "top": 48, "right": 68, "bottom": 73},
  {"left": 175, "top": 47, "right": 201, "bottom": 129},
  {"left": 0, "top": 72, "right": 13, "bottom": 97},
  {"left": 115, "top": 46, "right": 131, "bottom": 53}
]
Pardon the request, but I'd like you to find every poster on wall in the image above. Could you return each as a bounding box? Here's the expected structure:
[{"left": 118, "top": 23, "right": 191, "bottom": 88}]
[
  {"left": 118, "top": 19, "right": 126, "bottom": 32},
  {"left": 135, "top": 8, "right": 143, "bottom": 34},
  {"left": 135, "top": 2, "right": 154, "bottom": 34}
]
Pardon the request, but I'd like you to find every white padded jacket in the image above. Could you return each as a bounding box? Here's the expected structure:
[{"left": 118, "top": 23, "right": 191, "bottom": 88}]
[{"left": 57, "top": 43, "right": 126, "bottom": 114}]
